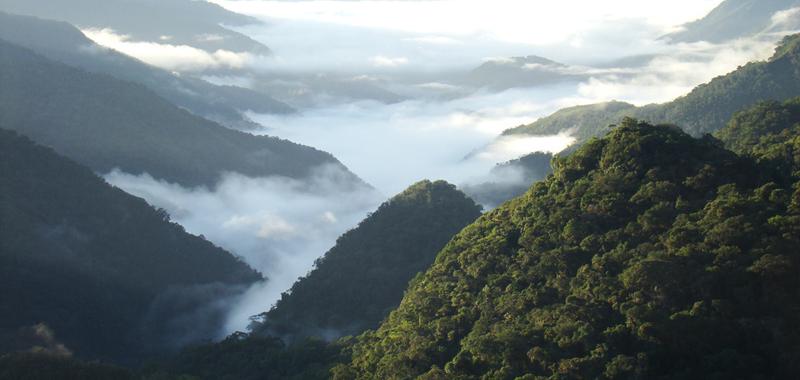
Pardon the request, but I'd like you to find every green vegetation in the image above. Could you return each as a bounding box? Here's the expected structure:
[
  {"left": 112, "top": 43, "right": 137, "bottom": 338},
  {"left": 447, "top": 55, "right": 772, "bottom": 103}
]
[
  {"left": 0, "top": 353, "right": 134, "bottom": 380},
  {"left": 338, "top": 119, "right": 800, "bottom": 379},
  {"left": 151, "top": 333, "right": 349, "bottom": 380},
  {"left": 505, "top": 34, "right": 800, "bottom": 143},
  {"left": 0, "top": 128, "right": 261, "bottom": 363},
  {"left": 463, "top": 152, "right": 555, "bottom": 208},
  {"left": 0, "top": 40, "right": 358, "bottom": 188},
  {"left": 250, "top": 180, "right": 483, "bottom": 340}
]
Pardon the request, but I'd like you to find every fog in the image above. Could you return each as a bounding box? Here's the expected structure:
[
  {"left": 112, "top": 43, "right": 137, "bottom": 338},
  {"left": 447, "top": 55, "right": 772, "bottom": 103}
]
[
  {"left": 104, "top": 166, "right": 384, "bottom": 334},
  {"left": 90, "top": 0, "right": 799, "bottom": 338}
]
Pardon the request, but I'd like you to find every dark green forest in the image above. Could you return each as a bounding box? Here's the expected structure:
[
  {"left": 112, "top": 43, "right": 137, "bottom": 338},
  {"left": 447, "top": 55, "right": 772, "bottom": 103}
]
[
  {"left": 0, "top": 40, "right": 359, "bottom": 188},
  {"left": 505, "top": 33, "right": 800, "bottom": 143},
  {"left": 250, "top": 180, "right": 482, "bottom": 340},
  {"left": 0, "top": 129, "right": 261, "bottom": 364},
  {"left": 337, "top": 118, "right": 800, "bottom": 379}
]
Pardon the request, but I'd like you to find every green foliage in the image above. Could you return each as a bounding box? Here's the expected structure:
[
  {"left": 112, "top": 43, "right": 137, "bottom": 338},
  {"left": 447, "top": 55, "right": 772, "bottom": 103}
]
[
  {"left": 717, "top": 97, "right": 800, "bottom": 180},
  {"left": 149, "top": 333, "right": 348, "bottom": 380},
  {"left": 0, "top": 40, "right": 357, "bottom": 188},
  {"left": 505, "top": 34, "right": 800, "bottom": 144},
  {"left": 250, "top": 180, "right": 483, "bottom": 340},
  {"left": 340, "top": 120, "right": 800, "bottom": 379},
  {"left": 0, "top": 129, "right": 261, "bottom": 363},
  {"left": 0, "top": 353, "right": 134, "bottom": 380}
]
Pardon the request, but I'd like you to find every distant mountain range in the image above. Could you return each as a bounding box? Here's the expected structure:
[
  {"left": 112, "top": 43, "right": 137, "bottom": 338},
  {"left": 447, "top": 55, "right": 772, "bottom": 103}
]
[
  {"left": 455, "top": 56, "right": 583, "bottom": 91},
  {"left": 0, "top": 11, "right": 293, "bottom": 130},
  {"left": 0, "top": 129, "right": 262, "bottom": 363},
  {"left": 0, "top": 40, "right": 364, "bottom": 188},
  {"left": 0, "top": 0, "right": 269, "bottom": 56},
  {"left": 666, "top": 0, "right": 800, "bottom": 43},
  {"left": 505, "top": 34, "right": 800, "bottom": 145}
]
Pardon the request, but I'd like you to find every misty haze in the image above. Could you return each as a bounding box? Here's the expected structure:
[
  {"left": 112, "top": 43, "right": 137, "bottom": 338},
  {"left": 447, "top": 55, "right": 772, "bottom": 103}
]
[{"left": 1, "top": 0, "right": 800, "bottom": 379}]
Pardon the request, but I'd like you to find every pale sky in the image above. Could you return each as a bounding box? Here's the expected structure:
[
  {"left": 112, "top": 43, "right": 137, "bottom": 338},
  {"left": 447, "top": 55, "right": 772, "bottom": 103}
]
[{"left": 211, "top": 0, "right": 724, "bottom": 46}]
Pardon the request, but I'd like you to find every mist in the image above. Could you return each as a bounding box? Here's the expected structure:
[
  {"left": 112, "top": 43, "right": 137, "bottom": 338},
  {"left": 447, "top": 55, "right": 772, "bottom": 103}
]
[
  {"left": 80, "top": 0, "right": 799, "bottom": 341},
  {"left": 104, "top": 165, "right": 384, "bottom": 334}
]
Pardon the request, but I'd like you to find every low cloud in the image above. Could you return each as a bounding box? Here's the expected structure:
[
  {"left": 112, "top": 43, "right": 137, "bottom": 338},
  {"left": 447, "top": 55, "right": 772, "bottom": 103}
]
[
  {"left": 370, "top": 55, "right": 409, "bottom": 68},
  {"left": 104, "top": 165, "right": 384, "bottom": 334},
  {"left": 82, "top": 28, "right": 255, "bottom": 72}
]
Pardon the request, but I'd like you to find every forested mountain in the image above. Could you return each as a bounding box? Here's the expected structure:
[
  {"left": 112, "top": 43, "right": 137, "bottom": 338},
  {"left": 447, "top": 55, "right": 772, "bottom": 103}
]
[
  {"left": 0, "top": 129, "right": 262, "bottom": 363},
  {"left": 0, "top": 0, "right": 268, "bottom": 56},
  {"left": 665, "top": 0, "right": 800, "bottom": 43},
  {"left": 0, "top": 12, "right": 293, "bottom": 130},
  {"left": 458, "top": 56, "right": 581, "bottom": 91},
  {"left": 0, "top": 40, "right": 361, "bottom": 188},
  {"left": 336, "top": 120, "right": 800, "bottom": 379},
  {"left": 462, "top": 152, "right": 555, "bottom": 209},
  {"left": 250, "top": 180, "right": 483, "bottom": 341},
  {"left": 505, "top": 34, "right": 800, "bottom": 144}
]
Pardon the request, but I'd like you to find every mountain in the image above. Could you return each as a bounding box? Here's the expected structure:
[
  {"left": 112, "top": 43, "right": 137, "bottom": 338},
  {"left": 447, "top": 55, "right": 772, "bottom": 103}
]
[
  {"left": 462, "top": 152, "right": 554, "bottom": 209},
  {"left": 0, "top": 40, "right": 361, "bottom": 188},
  {"left": 0, "top": 0, "right": 268, "bottom": 56},
  {"left": 0, "top": 129, "right": 262, "bottom": 363},
  {"left": 716, "top": 97, "right": 800, "bottom": 176},
  {"left": 0, "top": 12, "right": 293, "bottom": 130},
  {"left": 336, "top": 119, "right": 800, "bottom": 379},
  {"left": 250, "top": 180, "right": 483, "bottom": 341},
  {"left": 665, "top": 0, "right": 800, "bottom": 43},
  {"left": 505, "top": 34, "right": 800, "bottom": 143},
  {"left": 459, "top": 56, "right": 582, "bottom": 91}
]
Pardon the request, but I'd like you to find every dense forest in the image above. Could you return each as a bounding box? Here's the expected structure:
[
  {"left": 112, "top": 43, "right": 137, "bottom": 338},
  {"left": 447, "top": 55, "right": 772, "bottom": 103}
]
[
  {"left": 505, "top": 33, "right": 800, "bottom": 143},
  {"left": 0, "top": 40, "right": 361, "bottom": 188},
  {"left": 337, "top": 119, "right": 800, "bottom": 379},
  {"left": 0, "top": 129, "right": 261, "bottom": 363},
  {"left": 250, "top": 180, "right": 483, "bottom": 341}
]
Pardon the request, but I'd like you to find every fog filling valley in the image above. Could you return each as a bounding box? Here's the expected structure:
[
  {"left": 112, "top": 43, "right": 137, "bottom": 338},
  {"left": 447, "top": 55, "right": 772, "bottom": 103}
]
[{"left": 86, "top": 0, "right": 800, "bottom": 337}]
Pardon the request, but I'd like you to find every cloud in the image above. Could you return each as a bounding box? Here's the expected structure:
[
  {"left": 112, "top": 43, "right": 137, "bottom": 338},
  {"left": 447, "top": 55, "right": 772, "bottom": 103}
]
[
  {"left": 82, "top": 28, "right": 255, "bottom": 72},
  {"left": 104, "top": 165, "right": 384, "bottom": 334},
  {"left": 370, "top": 55, "right": 409, "bottom": 67}
]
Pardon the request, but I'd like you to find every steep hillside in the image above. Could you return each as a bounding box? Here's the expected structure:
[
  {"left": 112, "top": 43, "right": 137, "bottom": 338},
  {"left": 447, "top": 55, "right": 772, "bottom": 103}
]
[
  {"left": 0, "top": 40, "right": 360, "bottom": 188},
  {"left": 505, "top": 34, "right": 800, "bottom": 143},
  {"left": 250, "top": 180, "right": 483, "bottom": 341},
  {"left": 0, "top": 0, "right": 268, "bottom": 56},
  {"left": 665, "top": 0, "right": 800, "bottom": 43},
  {"left": 0, "top": 12, "right": 293, "bottom": 129},
  {"left": 339, "top": 120, "right": 800, "bottom": 379},
  {"left": 0, "top": 129, "right": 262, "bottom": 363}
]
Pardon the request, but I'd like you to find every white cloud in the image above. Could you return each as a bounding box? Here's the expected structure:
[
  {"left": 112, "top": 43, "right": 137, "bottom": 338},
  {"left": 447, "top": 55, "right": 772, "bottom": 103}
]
[
  {"left": 104, "top": 165, "right": 384, "bottom": 334},
  {"left": 82, "top": 28, "right": 254, "bottom": 72},
  {"left": 370, "top": 55, "right": 409, "bottom": 67}
]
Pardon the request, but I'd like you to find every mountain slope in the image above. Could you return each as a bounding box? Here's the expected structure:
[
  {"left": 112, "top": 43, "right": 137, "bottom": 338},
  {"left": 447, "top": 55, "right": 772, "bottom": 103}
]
[
  {"left": 459, "top": 56, "right": 582, "bottom": 91},
  {"left": 250, "top": 180, "right": 483, "bottom": 341},
  {"left": 0, "top": 12, "right": 293, "bottom": 129},
  {"left": 0, "top": 129, "right": 262, "bottom": 363},
  {"left": 0, "top": 40, "right": 360, "bottom": 188},
  {"left": 665, "top": 0, "right": 800, "bottom": 43},
  {"left": 338, "top": 120, "right": 800, "bottom": 379},
  {"left": 0, "top": 0, "right": 268, "bottom": 56},
  {"left": 505, "top": 34, "right": 800, "bottom": 143}
]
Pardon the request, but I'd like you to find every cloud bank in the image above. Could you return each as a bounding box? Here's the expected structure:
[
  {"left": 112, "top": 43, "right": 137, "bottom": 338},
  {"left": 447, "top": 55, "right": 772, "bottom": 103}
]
[
  {"left": 82, "top": 28, "right": 255, "bottom": 72},
  {"left": 104, "top": 165, "right": 383, "bottom": 334}
]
